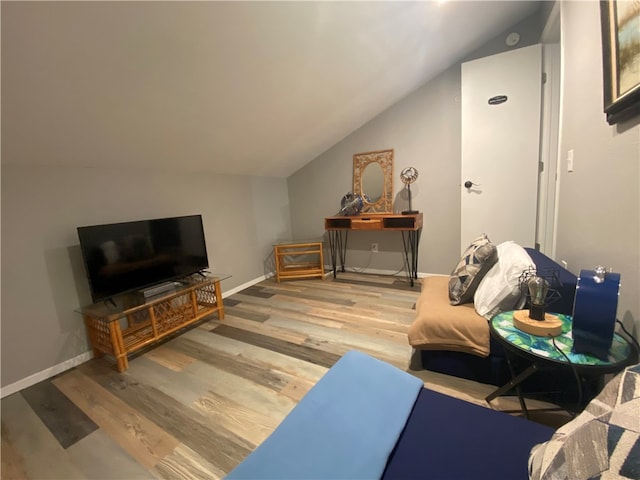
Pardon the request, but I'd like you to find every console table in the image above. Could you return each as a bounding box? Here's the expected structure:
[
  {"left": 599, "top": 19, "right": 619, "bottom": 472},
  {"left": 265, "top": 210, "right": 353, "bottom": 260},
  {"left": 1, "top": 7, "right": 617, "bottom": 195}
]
[
  {"left": 324, "top": 213, "right": 423, "bottom": 286},
  {"left": 79, "top": 274, "right": 228, "bottom": 372}
]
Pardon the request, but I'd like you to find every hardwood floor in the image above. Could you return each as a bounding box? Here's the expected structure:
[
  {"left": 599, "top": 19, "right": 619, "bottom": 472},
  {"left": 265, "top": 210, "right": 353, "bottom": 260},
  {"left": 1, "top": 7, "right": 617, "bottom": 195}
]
[{"left": 1, "top": 273, "right": 568, "bottom": 479}]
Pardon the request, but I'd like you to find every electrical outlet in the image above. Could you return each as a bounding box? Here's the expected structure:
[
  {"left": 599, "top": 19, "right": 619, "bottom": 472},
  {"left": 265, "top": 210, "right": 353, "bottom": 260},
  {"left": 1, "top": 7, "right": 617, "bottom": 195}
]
[
  {"left": 371, "top": 243, "right": 379, "bottom": 253},
  {"left": 561, "top": 260, "right": 568, "bottom": 269}
]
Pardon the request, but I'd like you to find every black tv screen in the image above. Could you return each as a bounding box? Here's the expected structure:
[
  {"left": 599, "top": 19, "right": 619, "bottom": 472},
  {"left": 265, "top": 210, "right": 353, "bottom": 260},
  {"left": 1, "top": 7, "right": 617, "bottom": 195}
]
[{"left": 77, "top": 215, "right": 209, "bottom": 302}]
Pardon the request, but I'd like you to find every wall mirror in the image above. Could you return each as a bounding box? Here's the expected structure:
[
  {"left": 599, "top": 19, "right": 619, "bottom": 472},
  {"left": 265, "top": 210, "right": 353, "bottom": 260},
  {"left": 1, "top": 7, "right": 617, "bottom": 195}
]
[{"left": 353, "top": 149, "right": 394, "bottom": 213}]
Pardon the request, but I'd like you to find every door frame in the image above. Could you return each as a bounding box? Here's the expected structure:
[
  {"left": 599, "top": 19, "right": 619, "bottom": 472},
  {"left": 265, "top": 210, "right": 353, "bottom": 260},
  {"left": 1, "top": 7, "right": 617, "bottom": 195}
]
[{"left": 537, "top": 2, "right": 562, "bottom": 257}]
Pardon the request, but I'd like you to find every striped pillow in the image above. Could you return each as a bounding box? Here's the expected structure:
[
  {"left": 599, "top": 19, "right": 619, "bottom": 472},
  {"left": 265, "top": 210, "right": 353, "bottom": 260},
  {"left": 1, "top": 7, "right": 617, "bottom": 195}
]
[{"left": 448, "top": 234, "right": 498, "bottom": 305}]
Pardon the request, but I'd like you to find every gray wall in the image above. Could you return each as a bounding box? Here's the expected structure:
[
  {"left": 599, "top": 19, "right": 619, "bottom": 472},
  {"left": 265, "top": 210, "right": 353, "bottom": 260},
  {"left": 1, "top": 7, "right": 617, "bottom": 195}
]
[
  {"left": 289, "top": 2, "right": 640, "bottom": 337},
  {"left": 288, "top": 66, "right": 462, "bottom": 274},
  {"left": 4, "top": 1, "right": 638, "bottom": 391},
  {"left": 556, "top": 2, "right": 640, "bottom": 335},
  {"left": 1, "top": 165, "right": 291, "bottom": 388},
  {"left": 288, "top": 11, "right": 545, "bottom": 275}
]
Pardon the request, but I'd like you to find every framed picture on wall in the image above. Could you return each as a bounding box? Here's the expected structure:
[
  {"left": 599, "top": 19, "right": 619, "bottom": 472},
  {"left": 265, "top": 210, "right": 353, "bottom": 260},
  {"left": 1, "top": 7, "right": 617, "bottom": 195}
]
[{"left": 600, "top": 0, "right": 640, "bottom": 125}]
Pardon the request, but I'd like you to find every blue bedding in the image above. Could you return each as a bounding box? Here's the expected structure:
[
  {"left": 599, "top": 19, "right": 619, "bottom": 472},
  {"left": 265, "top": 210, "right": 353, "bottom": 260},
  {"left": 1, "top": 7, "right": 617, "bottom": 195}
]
[
  {"left": 226, "top": 350, "right": 423, "bottom": 480},
  {"left": 383, "top": 388, "right": 555, "bottom": 480},
  {"left": 227, "top": 350, "right": 555, "bottom": 480}
]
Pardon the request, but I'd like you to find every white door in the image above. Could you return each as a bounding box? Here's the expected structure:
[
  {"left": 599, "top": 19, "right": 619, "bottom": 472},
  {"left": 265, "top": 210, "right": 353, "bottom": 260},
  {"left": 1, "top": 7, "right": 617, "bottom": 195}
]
[{"left": 461, "top": 44, "right": 542, "bottom": 251}]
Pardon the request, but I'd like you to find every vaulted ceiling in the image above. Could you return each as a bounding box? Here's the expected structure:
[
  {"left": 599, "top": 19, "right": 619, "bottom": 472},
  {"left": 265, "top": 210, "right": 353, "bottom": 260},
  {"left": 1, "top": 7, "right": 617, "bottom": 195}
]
[{"left": 2, "top": 1, "right": 541, "bottom": 177}]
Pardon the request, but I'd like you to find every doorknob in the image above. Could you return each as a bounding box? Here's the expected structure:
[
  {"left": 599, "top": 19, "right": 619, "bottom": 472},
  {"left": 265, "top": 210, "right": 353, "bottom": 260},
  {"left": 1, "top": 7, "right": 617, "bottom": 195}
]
[{"left": 464, "top": 180, "right": 480, "bottom": 188}]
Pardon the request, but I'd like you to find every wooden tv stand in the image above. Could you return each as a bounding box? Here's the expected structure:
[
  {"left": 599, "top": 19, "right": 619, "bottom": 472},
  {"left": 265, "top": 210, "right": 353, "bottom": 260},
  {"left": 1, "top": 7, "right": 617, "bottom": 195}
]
[{"left": 79, "top": 274, "right": 227, "bottom": 372}]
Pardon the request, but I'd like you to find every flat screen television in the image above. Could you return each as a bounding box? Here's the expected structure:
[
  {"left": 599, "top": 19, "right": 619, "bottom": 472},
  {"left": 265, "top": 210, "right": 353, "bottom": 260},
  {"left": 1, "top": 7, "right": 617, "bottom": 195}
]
[{"left": 77, "top": 214, "right": 209, "bottom": 303}]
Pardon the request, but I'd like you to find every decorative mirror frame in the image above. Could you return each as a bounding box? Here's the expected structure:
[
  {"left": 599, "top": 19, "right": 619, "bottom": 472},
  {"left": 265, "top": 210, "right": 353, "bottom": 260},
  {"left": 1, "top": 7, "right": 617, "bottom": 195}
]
[{"left": 353, "top": 149, "right": 394, "bottom": 213}]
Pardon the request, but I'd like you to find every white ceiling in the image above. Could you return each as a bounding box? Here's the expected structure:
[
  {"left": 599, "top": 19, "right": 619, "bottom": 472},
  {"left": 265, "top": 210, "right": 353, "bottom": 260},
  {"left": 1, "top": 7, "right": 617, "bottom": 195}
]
[{"left": 2, "top": 1, "right": 541, "bottom": 178}]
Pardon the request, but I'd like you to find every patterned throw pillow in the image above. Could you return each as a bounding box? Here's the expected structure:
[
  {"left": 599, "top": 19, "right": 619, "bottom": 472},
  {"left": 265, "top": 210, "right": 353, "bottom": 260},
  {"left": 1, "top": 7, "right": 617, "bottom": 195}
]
[
  {"left": 448, "top": 234, "right": 498, "bottom": 305},
  {"left": 473, "top": 241, "right": 535, "bottom": 318},
  {"left": 528, "top": 364, "right": 640, "bottom": 480}
]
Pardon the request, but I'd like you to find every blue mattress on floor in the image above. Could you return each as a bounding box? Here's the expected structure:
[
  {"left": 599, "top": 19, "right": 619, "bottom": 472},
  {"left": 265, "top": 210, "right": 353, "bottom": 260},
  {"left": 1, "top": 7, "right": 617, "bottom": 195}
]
[
  {"left": 383, "top": 388, "right": 555, "bottom": 480},
  {"left": 226, "top": 351, "right": 423, "bottom": 479},
  {"left": 226, "top": 351, "right": 555, "bottom": 479}
]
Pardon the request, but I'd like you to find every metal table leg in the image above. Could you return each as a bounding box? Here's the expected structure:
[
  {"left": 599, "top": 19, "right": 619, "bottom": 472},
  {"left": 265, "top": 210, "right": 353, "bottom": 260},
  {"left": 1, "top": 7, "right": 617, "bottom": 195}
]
[
  {"left": 401, "top": 228, "right": 422, "bottom": 286},
  {"left": 327, "top": 230, "right": 348, "bottom": 278},
  {"left": 486, "top": 361, "right": 540, "bottom": 419}
]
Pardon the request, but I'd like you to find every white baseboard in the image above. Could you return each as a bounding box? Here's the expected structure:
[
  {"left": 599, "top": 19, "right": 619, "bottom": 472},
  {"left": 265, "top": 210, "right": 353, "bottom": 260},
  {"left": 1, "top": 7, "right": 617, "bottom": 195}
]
[
  {"left": 323, "top": 265, "right": 440, "bottom": 279},
  {"left": 1, "top": 351, "right": 93, "bottom": 399},
  {"left": 0, "top": 274, "right": 274, "bottom": 398},
  {"left": 0, "top": 276, "right": 270, "bottom": 398},
  {"left": 1, "top": 269, "right": 440, "bottom": 398},
  {"left": 223, "top": 272, "right": 274, "bottom": 297}
]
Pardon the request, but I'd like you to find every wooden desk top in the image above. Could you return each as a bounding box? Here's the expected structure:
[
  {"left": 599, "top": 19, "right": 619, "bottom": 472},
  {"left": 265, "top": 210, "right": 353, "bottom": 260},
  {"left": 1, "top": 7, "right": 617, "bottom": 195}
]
[{"left": 324, "top": 212, "right": 423, "bottom": 231}]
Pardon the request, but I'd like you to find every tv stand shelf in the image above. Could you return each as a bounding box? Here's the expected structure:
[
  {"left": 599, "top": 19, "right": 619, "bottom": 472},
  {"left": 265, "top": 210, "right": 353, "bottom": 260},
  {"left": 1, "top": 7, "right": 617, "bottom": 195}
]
[{"left": 79, "top": 274, "right": 227, "bottom": 372}]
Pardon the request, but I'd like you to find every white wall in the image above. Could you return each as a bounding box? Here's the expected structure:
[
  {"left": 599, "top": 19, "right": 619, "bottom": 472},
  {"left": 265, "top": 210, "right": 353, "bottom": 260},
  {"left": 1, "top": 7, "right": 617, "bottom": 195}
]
[
  {"left": 0, "top": 165, "right": 291, "bottom": 389},
  {"left": 556, "top": 1, "right": 640, "bottom": 335}
]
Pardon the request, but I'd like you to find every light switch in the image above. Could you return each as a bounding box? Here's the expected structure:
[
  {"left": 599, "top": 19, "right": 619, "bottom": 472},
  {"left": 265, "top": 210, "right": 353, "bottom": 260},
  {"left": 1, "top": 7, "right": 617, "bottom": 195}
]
[{"left": 567, "top": 149, "right": 574, "bottom": 172}]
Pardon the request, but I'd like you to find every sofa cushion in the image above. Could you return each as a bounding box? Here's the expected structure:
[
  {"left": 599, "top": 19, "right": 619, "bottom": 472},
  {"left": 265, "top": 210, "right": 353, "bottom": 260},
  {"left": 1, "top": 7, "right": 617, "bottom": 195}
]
[
  {"left": 410, "top": 276, "right": 490, "bottom": 357},
  {"left": 474, "top": 241, "right": 535, "bottom": 319},
  {"left": 448, "top": 234, "right": 498, "bottom": 305}
]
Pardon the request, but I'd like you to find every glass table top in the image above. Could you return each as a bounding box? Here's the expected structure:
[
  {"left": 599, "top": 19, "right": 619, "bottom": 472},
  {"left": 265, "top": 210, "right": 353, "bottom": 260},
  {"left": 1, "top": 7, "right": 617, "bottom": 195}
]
[
  {"left": 77, "top": 272, "right": 231, "bottom": 319},
  {"left": 491, "top": 310, "right": 634, "bottom": 367}
]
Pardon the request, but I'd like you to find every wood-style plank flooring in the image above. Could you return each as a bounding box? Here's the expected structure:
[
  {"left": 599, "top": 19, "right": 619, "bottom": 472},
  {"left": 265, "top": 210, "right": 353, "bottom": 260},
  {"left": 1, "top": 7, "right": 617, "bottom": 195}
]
[{"left": 1, "top": 273, "right": 569, "bottom": 479}]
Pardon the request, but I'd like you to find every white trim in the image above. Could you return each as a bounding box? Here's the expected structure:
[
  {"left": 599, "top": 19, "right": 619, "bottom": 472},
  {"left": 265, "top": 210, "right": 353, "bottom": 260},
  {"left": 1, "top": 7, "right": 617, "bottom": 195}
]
[
  {"left": 551, "top": 2, "right": 567, "bottom": 261},
  {"left": 537, "top": 42, "right": 561, "bottom": 255},
  {"left": 324, "top": 265, "right": 438, "bottom": 279},
  {"left": 536, "top": 0, "right": 561, "bottom": 257},
  {"left": 1, "top": 351, "right": 93, "bottom": 398},
  {"left": 2, "top": 269, "right": 438, "bottom": 398},
  {"left": 0, "top": 274, "right": 274, "bottom": 398},
  {"left": 222, "top": 273, "right": 274, "bottom": 297}
]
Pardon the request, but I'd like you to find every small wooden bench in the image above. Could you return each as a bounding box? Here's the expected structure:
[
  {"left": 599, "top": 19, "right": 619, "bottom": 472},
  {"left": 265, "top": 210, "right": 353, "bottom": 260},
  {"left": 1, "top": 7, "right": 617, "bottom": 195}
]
[{"left": 273, "top": 241, "right": 324, "bottom": 282}]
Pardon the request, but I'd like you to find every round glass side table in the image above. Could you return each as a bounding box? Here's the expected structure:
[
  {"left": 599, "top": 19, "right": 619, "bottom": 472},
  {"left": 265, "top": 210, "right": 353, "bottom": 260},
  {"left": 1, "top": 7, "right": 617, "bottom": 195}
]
[{"left": 486, "top": 310, "right": 637, "bottom": 417}]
